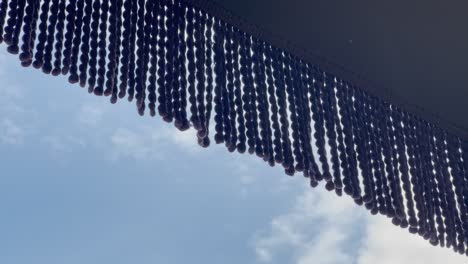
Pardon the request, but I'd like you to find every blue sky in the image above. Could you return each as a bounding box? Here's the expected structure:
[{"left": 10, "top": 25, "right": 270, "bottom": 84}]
[{"left": 0, "top": 49, "right": 466, "bottom": 264}]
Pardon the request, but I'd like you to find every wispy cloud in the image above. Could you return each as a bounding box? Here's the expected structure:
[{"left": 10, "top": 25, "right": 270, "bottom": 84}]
[
  {"left": 0, "top": 51, "right": 7, "bottom": 77},
  {"left": 41, "top": 135, "right": 86, "bottom": 153},
  {"left": 77, "top": 102, "right": 110, "bottom": 127},
  {"left": 109, "top": 124, "right": 201, "bottom": 161},
  {"left": 0, "top": 59, "right": 36, "bottom": 146},
  {"left": 110, "top": 127, "right": 164, "bottom": 160},
  {"left": 0, "top": 118, "right": 25, "bottom": 145}
]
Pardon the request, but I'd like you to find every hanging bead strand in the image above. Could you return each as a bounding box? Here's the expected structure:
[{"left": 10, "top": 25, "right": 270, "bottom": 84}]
[
  {"left": 76, "top": 0, "right": 92, "bottom": 84},
  {"left": 117, "top": 0, "right": 132, "bottom": 98},
  {"left": 32, "top": 0, "right": 51, "bottom": 69},
  {"left": 345, "top": 84, "right": 366, "bottom": 202},
  {"left": 93, "top": 0, "right": 109, "bottom": 95},
  {"left": 3, "top": 0, "right": 19, "bottom": 45},
  {"left": 245, "top": 35, "right": 263, "bottom": 156},
  {"left": 273, "top": 49, "right": 294, "bottom": 175},
  {"left": 186, "top": 7, "right": 199, "bottom": 127},
  {"left": 331, "top": 78, "right": 351, "bottom": 195},
  {"left": 61, "top": 0, "right": 77, "bottom": 74},
  {"left": 163, "top": 0, "right": 175, "bottom": 121},
  {"left": 283, "top": 54, "right": 305, "bottom": 174},
  {"left": 18, "top": 0, "right": 36, "bottom": 64},
  {"left": 197, "top": 14, "right": 214, "bottom": 148},
  {"left": 293, "top": 59, "right": 316, "bottom": 176},
  {"left": 231, "top": 27, "right": 246, "bottom": 153},
  {"left": 174, "top": 2, "right": 189, "bottom": 129},
  {"left": 85, "top": 0, "right": 101, "bottom": 92},
  {"left": 358, "top": 89, "right": 378, "bottom": 211},
  {"left": 223, "top": 25, "right": 238, "bottom": 152},
  {"left": 194, "top": 9, "right": 208, "bottom": 134},
  {"left": 132, "top": 0, "right": 148, "bottom": 112},
  {"left": 0, "top": 0, "right": 9, "bottom": 43},
  {"left": 252, "top": 40, "right": 271, "bottom": 161},
  {"left": 40, "top": 0, "right": 59, "bottom": 73},
  {"left": 51, "top": 0, "right": 66, "bottom": 75},
  {"left": 239, "top": 32, "right": 255, "bottom": 152}
]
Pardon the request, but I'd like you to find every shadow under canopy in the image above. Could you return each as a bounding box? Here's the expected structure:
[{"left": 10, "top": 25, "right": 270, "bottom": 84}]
[{"left": 0, "top": 0, "right": 467, "bottom": 258}]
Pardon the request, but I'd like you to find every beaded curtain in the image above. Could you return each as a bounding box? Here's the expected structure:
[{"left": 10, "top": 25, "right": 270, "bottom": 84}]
[{"left": 0, "top": 0, "right": 467, "bottom": 255}]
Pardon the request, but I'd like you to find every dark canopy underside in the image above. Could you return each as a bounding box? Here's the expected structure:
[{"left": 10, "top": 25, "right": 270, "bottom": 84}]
[{"left": 204, "top": 0, "right": 468, "bottom": 139}]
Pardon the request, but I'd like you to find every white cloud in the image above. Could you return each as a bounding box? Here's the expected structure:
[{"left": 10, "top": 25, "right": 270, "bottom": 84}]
[
  {"left": 0, "top": 118, "right": 25, "bottom": 145},
  {"left": 357, "top": 215, "right": 467, "bottom": 264},
  {"left": 297, "top": 228, "right": 351, "bottom": 264},
  {"left": 252, "top": 184, "right": 468, "bottom": 264},
  {"left": 168, "top": 127, "right": 200, "bottom": 153},
  {"left": 252, "top": 186, "right": 364, "bottom": 264}
]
